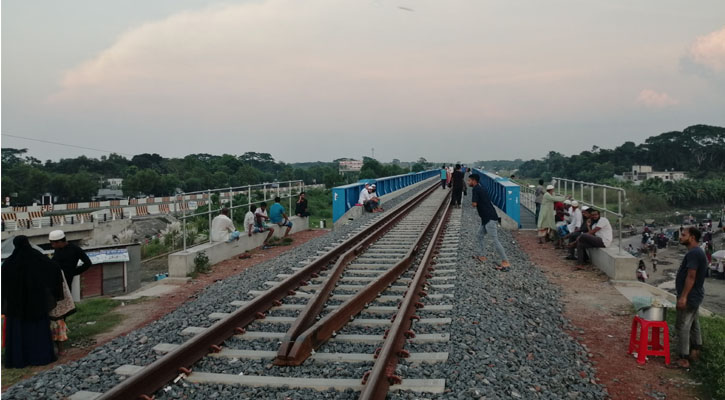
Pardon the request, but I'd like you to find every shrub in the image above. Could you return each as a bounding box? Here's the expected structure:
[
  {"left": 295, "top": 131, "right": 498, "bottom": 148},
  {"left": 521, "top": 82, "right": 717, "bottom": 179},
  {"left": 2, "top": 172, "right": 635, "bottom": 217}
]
[{"left": 193, "top": 251, "right": 211, "bottom": 274}]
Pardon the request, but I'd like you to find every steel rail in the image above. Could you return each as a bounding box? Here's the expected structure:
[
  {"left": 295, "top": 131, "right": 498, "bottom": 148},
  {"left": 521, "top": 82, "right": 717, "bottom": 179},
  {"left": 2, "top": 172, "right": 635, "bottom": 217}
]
[
  {"left": 275, "top": 184, "right": 440, "bottom": 364},
  {"left": 359, "top": 196, "right": 452, "bottom": 399},
  {"left": 95, "top": 182, "right": 439, "bottom": 400},
  {"left": 276, "top": 190, "right": 451, "bottom": 366}
]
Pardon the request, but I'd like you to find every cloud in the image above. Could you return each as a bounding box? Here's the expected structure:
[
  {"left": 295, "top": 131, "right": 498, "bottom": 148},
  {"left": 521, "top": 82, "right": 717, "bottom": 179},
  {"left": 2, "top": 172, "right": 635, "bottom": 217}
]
[
  {"left": 687, "top": 27, "right": 725, "bottom": 73},
  {"left": 636, "top": 89, "right": 678, "bottom": 108},
  {"left": 46, "top": 0, "right": 603, "bottom": 129}
]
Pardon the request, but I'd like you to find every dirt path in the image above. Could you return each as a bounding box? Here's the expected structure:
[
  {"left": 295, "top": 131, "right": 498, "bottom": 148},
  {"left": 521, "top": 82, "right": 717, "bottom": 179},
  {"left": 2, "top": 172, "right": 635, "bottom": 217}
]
[
  {"left": 1, "top": 229, "right": 329, "bottom": 391},
  {"left": 515, "top": 230, "right": 703, "bottom": 400}
]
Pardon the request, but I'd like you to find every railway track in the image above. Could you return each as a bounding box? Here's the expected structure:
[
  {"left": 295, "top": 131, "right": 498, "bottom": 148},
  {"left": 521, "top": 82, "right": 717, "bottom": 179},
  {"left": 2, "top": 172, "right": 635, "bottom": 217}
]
[{"left": 86, "top": 182, "right": 461, "bottom": 400}]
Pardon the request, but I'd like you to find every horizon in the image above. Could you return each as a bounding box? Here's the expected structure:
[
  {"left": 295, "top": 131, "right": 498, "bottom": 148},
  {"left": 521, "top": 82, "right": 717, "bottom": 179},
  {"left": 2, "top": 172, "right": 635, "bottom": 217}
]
[{"left": 2, "top": 123, "right": 720, "bottom": 165}]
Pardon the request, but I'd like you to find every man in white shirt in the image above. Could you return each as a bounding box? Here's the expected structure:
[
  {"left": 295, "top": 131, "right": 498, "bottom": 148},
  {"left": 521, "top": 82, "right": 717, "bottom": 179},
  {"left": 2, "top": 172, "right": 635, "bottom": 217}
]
[
  {"left": 359, "top": 184, "right": 382, "bottom": 213},
  {"left": 567, "top": 201, "right": 583, "bottom": 235},
  {"left": 252, "top": 203, "right": 275, "bottom": 246},
  {"left": 575, "top": 209, "right": 612, "bottom": 268},
  {"left": 211, "top": 208, "right": 240, "bottom": 242},
  {"left": 245, "top": 204, "right": 274, "bottom": 245}
]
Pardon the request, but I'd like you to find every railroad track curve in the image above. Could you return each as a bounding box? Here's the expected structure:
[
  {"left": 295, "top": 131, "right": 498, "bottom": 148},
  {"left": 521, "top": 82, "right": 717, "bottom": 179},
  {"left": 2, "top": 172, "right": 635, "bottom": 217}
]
[{"left": 92, "top": 182, "right": 461, "bottom": 400}]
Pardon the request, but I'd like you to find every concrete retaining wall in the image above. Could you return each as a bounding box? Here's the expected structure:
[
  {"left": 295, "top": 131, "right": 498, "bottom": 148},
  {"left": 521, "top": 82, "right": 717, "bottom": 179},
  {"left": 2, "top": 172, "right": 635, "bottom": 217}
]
[
  {"left": 588, "top": 246, "right": 638, "bottom": 281},
  {"left": 169, "top": 216, "right": 309, "bottom": 277},
  {"left": 333, "top": 177, "right": 437, "bottom": 229}
]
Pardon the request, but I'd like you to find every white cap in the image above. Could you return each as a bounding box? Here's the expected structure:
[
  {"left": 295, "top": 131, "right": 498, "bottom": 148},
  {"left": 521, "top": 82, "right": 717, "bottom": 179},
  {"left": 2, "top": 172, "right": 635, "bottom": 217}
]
[
  {"left": 546, "top": 185, "right": 555, "bottom": 190},
  {"left": 571, "top": 200, "right": 579, "bottom": 207},
  {"left": 371, "top": 184, "right": 376, "bottom": 188},
  {"left": 581, "top": 206, "right": 590, "bottom": 211},
  {"left": 49, "top": 230, "right": 65, "bottom": 241},
  {"left": 564, "top": 200, "right": 572, "bottom": 205}
]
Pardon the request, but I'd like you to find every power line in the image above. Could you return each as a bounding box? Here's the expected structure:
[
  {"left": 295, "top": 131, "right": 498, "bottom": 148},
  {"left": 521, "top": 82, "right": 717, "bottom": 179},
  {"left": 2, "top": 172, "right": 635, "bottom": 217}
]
[{"left": 1, "top": 133, "right": 134, "bottom": 157}]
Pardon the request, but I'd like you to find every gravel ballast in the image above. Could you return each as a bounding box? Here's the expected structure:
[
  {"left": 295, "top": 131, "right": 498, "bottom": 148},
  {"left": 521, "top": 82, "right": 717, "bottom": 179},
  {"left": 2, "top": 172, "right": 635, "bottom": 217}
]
[{"left": 3, "top": 183, "right": 607, "bottom": 399}]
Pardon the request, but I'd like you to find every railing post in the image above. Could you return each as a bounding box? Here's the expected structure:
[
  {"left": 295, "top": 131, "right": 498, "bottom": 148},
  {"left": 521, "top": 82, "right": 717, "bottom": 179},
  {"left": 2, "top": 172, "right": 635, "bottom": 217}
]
[
  {"left": 182, "top": 194, "right": 187, "bottom": 250},
  {"left": 289, "top": 181, "right": 293, "bottom": 217},
  {"left": 229, "top": 187, "right": 234, "bottom": 220},
  {"left": 208, "top": 189, "right": 212, "bottom": 244}
]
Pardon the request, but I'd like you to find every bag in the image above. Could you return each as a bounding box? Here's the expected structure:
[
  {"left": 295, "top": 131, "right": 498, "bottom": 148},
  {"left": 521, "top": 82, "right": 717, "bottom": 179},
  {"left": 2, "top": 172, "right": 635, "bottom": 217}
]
[{"left": 49, "top": 272, "right": 76, "bottom": 320}]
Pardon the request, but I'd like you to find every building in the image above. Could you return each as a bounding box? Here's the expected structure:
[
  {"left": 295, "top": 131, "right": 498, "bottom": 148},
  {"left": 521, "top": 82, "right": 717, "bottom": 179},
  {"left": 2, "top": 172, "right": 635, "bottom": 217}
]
[
  {"left": 106, "top": 178, "right": 124, "bottom": 190},
  {"left": 619, "top": 165, "right": 687, "bottom": 185},
  {"left": 338, "top": 159, "right": 363, "bottom": 174}
]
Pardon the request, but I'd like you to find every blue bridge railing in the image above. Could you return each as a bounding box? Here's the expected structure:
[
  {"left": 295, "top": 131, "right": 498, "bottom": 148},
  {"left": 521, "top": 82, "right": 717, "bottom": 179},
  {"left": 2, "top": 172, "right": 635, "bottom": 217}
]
[
  {"left": 471, "top": 168, "right": 521, "bottom": 227},
  {"left": 332, "top": 170, "right": 439, "bottom": 222}
]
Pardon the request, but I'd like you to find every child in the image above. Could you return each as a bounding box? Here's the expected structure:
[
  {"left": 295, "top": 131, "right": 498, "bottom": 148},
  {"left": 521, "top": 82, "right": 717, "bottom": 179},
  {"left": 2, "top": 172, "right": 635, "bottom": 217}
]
[{"left": 636, "top": 260, "right": 648, "bottom": 283}]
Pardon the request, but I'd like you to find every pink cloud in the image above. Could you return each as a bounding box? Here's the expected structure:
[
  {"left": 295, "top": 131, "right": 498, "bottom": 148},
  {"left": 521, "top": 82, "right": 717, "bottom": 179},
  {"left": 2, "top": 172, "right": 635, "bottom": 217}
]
[
  {"left": 636, "top": 89, "right": 678, "bottom": 108},
  {"left": 688, "top": 27, "right": 725, "bottom": 72}
]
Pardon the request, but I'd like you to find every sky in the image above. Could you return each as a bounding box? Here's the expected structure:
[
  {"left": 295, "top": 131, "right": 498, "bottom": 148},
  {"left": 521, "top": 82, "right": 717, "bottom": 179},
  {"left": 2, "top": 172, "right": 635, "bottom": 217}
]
[{"left": 2, "top": 0, "right": 725, "bottom": 164}]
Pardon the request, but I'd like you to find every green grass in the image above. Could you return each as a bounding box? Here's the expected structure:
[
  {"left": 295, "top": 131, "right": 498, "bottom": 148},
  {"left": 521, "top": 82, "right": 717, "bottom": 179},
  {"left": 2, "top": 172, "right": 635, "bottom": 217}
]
[
  {"left": 665, "top": 311, "right": 725, "bottom": 399},
  {"left": 1, "top": 298, "right": 125, "bottom": 388},
  {"left": 66, "top": 298, "right": 124, "bottom": 345},
  {"left": 0, "top": 366, "right": 33, "bottom": 388},
  {"left": 305, "top": 188, "right": 332, "bottom": 228}
]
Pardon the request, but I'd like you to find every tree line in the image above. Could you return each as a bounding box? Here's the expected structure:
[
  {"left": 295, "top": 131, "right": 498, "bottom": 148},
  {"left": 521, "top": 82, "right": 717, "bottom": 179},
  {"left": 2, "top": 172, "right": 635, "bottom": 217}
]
[
  {"left": 1, "top": 150, "right": 432, "bottom": 205},
  {"left": 517, "top": 125, "right": 725, "bottom": 182},
  {"left": 516, "top": 124, "right": 725, "bottom": 207}
]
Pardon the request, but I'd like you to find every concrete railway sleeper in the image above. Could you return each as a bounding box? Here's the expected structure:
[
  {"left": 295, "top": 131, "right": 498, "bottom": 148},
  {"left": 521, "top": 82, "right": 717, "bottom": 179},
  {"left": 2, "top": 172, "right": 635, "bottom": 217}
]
[{"left": 88, "top": 182, "right": 461, "bottom": 400}]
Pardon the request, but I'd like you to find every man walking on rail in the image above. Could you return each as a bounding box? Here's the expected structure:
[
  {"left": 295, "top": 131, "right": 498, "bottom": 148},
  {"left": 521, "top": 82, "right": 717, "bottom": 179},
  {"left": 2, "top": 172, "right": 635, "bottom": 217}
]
[
  {"left": 440, "top": 166, "right": 448, "bottom": 190},
  {"left": 674, "top": 226, "right": 707, "bottom": 369},
  {"left": 468, "top": 174, "right": 511, "bottom": 271}
]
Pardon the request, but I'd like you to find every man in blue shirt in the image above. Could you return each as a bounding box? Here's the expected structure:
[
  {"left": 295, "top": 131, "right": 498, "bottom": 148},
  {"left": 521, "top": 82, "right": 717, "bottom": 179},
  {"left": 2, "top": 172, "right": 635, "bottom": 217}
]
[
  {"left": 674, "top": 226, "right": 708, "bottom": 368},
  {"left": 269, "top": 197, "right": 293, "bottom": 237},
  {"left": 440, "top": 166, "right": 448, "bottom": 190},
  {"left": 468, "top": 174, "right": 510, "bottom": 271}
]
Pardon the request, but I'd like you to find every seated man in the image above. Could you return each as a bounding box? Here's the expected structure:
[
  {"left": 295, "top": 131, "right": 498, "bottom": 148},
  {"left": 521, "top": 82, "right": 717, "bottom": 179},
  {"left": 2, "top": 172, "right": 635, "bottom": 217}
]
[
  {"left": 295, "top": 192, "right": 310, "bottom": 217},
  {"left": 254, "top": 202, "right": 276, "bottom": 247},
  {"left": 566, "top": 206, "right": 590, "bottom": 260},
  {"left": 211, "top": 207, "right": 240, "bottom": 243},
  {"left": 269, "top": 196, "right": 293, "bottom": 237},
  {"left": 245, "top": 204, "right": 274, "bottom": 244},
  {"left": 359, "top": 184, "right": 383, "bottom": 213},
  {"left": 575, "top": 209, "right": 612, "bottom": 269}
]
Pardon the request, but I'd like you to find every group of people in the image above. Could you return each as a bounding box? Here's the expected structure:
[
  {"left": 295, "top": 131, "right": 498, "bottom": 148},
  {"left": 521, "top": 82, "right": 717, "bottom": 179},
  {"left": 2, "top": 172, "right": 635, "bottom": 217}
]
[
  {"left": 440, "top": 164, "right": 468, "bottom": 208},
  {"left": 534, "top": 180, "right": 612, "bottom": 269},
  {"left": 358, "top": 183, "right": 383, "bottom": 213},
  {"left": 211, "top": 193, "right": 310, "bottom": 248},
  {"left": 2, "top": 230, "right": 91, "bottom": 369}
]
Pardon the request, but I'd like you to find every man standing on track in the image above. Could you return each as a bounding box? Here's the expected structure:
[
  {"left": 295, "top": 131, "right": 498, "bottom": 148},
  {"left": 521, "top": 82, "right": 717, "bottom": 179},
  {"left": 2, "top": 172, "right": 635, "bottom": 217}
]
[
  {"left": 450, "top": 164, "right": 466, "bottom": 208},
  {"left": 674, "top": 226, "right": 707, "bottom": 369},
  {"left": 440, "top": 166, "right": 448, "bottom": 190},
  {"left": 468, "top": 174, "right": 511, "bottom": 271}
]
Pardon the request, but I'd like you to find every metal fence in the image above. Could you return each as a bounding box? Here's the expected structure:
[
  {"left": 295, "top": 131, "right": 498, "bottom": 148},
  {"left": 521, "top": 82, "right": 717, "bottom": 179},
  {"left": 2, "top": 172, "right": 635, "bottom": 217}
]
[
  {"left": 176, "top": 180, "right": 305, "bottom": 250},
  {"left": 553, "top": 177, "right": 627, "bottom": 254}
]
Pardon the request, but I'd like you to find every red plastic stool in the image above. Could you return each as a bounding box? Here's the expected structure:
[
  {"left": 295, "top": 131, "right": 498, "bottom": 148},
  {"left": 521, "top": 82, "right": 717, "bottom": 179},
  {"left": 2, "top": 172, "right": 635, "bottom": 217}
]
[{"left": 627, "top": 316, "right": 670, "bottom": 365}]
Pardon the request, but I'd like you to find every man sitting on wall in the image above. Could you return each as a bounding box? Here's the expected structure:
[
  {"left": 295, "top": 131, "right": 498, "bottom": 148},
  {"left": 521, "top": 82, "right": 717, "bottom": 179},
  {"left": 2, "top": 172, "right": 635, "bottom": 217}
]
[
  {"left": 574, "top": 209, "right": 612, "bottom": 269},
  {"left": 211, "top": 207, "right": 240, "bottom": 243},
  {"left": 359, "top": 184, "right": 383, "bottom": 213},
  {"left": 254, "top": 202, "right": 276, "bottom": 247},
  {"left": 269, "top": 197, "right": 293, "bottom": 237}
]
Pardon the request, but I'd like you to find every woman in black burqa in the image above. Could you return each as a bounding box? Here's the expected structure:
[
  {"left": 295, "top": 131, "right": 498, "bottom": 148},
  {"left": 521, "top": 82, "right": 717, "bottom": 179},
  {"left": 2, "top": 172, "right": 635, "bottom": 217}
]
[{"left": 2, "top": 235, "right": 64, "bottom": 368}]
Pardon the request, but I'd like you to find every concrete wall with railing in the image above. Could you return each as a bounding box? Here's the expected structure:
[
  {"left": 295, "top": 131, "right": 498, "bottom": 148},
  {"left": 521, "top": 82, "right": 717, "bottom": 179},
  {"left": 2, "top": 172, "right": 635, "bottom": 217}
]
[
  {"left": 471, "top": 169, "right": 521, "bottom": 228},
  {"left": 331, "top": 170, "right": 439, "bottom": 223},
  {"left": 169, "top": 216, "right": 309, "bottom": 277}
]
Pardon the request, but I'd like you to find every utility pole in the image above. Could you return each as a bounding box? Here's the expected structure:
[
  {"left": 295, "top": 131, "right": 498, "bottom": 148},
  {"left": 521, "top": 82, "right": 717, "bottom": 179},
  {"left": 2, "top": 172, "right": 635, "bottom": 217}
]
[{"left": 371, "top": 147, "right": 375, "bottom": 159}]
